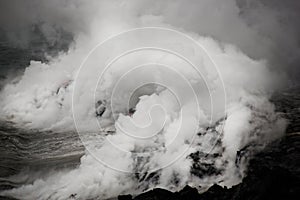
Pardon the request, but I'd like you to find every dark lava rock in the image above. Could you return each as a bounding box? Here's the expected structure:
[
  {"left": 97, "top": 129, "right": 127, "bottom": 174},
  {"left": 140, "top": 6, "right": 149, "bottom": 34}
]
[
  {"left": 119, "top": 186, "right": 199, "bottom": 200},
  {"left": 118, "top": 194, "right": 133, "bottom": 200},
  {"left": 135, "top": 188, "right": 175, "bottom": 200},
  {"left": 119, "top": 133, "right": 300, "bottom": 200},
  {"left": 175, "top": 185, "right": 199, "bottom": 199}
]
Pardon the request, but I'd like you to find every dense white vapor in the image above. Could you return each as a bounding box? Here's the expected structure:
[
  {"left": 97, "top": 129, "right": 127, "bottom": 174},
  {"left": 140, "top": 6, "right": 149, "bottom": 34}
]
[
  {"left": 0, "top": 0, "right": 290, "bottom": 199},
  {"left": 1, "top": 0, "right": 298, "bottom": 80}
]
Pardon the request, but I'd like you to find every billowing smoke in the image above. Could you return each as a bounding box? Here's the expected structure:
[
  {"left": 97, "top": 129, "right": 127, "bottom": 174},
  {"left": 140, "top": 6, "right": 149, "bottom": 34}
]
[{"left": 0, "top": 0, "right": 294, "bottom": 199}]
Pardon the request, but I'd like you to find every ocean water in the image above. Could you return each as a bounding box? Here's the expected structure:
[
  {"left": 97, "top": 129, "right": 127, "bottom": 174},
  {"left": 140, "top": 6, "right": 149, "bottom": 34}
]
[
  {"left": 0, "top": 122, "right": 83, "bottom": 190},
  {"left": 0, "top": 35, "right": 298, "bottom": 200},
  {"left": 0, "top": 41, "right": 83, "bottom": 191}
]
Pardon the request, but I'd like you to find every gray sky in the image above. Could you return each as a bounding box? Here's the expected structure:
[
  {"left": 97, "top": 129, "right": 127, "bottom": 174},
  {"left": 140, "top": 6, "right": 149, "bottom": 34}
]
[{"left": 0, "top": 0, "right": 299, "bottom": 85}]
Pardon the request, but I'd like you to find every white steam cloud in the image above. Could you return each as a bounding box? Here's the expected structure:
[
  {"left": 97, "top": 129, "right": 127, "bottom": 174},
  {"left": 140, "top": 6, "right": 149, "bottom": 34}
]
[{"left": 0, "top": 0, "right": 291, "bottom": 199}]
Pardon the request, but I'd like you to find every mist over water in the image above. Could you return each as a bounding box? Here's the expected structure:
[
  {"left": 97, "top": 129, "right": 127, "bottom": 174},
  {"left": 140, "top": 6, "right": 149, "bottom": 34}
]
[{"left": 0, "top": 0, "right": 298, "bottom": 199}]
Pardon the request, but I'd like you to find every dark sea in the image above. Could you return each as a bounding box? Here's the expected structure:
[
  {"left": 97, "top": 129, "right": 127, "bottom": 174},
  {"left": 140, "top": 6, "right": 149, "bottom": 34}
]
[{"left": 0, "top": 39, "right": 299, "bottom": 200}]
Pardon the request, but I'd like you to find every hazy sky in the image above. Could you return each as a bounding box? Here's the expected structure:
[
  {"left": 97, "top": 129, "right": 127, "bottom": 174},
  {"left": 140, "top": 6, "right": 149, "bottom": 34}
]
[{"left": 0, "top": 0, "right": 299, "bottom": 84}]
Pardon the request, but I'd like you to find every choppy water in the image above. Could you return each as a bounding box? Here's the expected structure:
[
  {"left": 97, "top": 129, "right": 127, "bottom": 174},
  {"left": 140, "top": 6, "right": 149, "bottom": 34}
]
[{"left": 0, "top": 122, "right": 84, "bottom": 190}]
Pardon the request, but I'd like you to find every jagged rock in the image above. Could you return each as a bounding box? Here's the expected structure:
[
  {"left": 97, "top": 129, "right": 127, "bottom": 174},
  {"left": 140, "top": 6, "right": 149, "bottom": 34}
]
[
  {"left": 95, "top": 100, "right": 106, "bottom": 117},
  {"left": 118, "top": 134, "right": 300, "bottom": 200},
  {"left": 134, "top": 188, "right": 175, "bottom": 200},
  {"left": 175, "top": 185, "right": 199, "bottom": 199},
  {"left": 118, "top": 194, "right": 133, "bottom": 200}
]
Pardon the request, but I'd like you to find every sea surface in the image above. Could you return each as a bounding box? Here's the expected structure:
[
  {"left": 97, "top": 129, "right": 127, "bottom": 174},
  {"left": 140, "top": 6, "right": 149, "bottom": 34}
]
[{"left": 0, "top": 40, "right": 299, "bottom": 199}]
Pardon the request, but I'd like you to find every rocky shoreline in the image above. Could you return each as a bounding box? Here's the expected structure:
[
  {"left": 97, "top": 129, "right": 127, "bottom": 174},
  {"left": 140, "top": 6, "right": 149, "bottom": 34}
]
[
  {"left": 118, "top": 133, "right": 300, "bottom": 200},
  {"left": 1, "top": 89, "right": 299, "bottom": 200}
]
